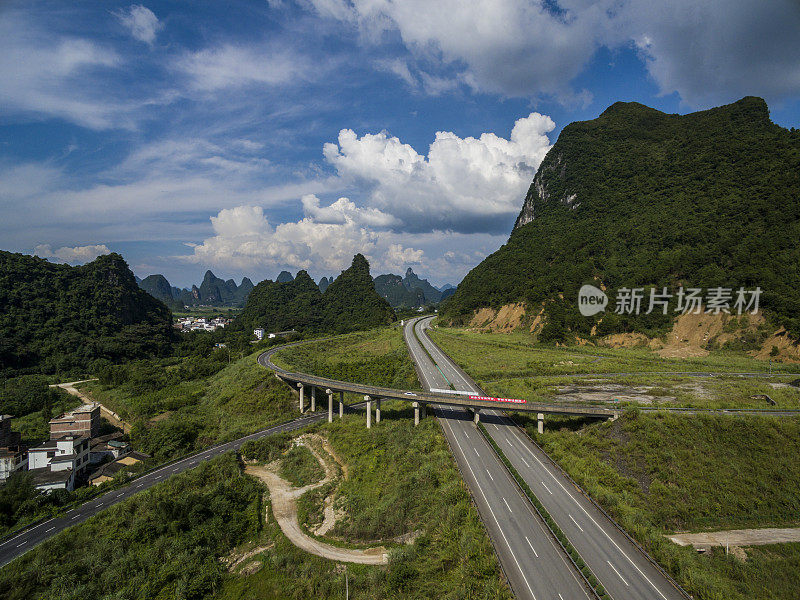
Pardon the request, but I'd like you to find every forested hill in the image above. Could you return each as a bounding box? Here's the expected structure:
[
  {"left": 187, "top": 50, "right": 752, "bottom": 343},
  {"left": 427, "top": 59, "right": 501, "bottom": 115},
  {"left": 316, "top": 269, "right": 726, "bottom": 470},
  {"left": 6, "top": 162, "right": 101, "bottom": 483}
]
[
  {"left": 232, "top": 254, "right": 395, "bottom": 335},
  {"left": 441, "top": 97, "right": 800, "bottom": 339},
  {"left": 0, "top": 251, "right": 175, "bottom": 376},
  {"left": 138, "top": 270, "right": 253, "bottom": 308},
  {"left": 317, "top": 254, "right": 395, "bottom": 332}
]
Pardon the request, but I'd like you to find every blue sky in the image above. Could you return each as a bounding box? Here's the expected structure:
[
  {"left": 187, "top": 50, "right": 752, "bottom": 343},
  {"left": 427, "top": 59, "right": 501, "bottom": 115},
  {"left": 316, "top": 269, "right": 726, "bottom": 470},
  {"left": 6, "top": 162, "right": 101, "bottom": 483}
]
[{"left": 2, "top": 0, "right": 800, "bottom": 288}]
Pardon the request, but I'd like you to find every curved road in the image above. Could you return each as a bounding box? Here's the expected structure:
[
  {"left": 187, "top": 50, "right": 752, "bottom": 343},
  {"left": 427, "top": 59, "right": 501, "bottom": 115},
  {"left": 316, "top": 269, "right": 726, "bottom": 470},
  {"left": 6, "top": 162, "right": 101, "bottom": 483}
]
[
  {"left": 412, "top": 316, "right": 688, "bottom": 600},
  {"left": 0, "top": 409, "right": 345, "bottom": 568}
]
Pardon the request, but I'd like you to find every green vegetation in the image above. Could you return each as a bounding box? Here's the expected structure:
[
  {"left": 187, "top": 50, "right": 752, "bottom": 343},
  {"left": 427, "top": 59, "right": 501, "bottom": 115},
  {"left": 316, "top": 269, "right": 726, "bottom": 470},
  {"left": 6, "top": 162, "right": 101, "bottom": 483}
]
[
  {"left": 0, "top": 376, "right": 83, "bottom": 445},
  {"left": 219, "top": 399, "right": 511, "bottom": 600},
  {"left": 279, "top": 445, "right": 325, "bottom": 487},
  {"left": 0, "top": 251, "right": 175, "bottom": 377},
  {"left": 140, "top": 270, "right": 254, "bottom": 309},
  {"left": 232, "top": 269, "right": 323, "bottom": 335},
  {"left": 84, "top": 347, "right": 296, "bottom": 462},
  {"left": 273, "top": 327, "right": 420, "bottom": 389},
  {"left": 241, "top": 433, "right": 292, "bottom": 463},
  {"left": 428, "top": 327, "right": 800, "bottom": 408},
  {"left": 373, "top": 268, "right": 442, "bottom": 308},
  {"left": 374, "top": 273, "right": 426, "bottom": 308},
  {"left": 0, "top": 326, "right": 510, "bottom": 600},
  {"left": 515, "top": 411, "right": 800, "bottom": 599},
  {"left": 219, "top": 325, "right": 509, "bottom": 598},
  {"left": 232, "top": 254, "right": 395, "bottom": 337},
  {"left": 442, "top": 97, "right": 800, "bottom": 340},
  {"left": 0, "top": 453, "right": 263, "bottom": 600}
]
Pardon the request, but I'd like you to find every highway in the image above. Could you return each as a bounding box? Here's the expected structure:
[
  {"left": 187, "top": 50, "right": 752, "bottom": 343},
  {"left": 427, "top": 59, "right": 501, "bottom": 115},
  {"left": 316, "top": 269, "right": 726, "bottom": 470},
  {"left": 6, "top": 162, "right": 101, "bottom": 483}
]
[
  {"left": 412, "top": 316, "right": 689, "bottom": 600},
  {"left": 0, "top": 409, "right": 345, "bottom": 568},
  {"left": 403, "top": 318, "right": 593, "bottom": 600}
]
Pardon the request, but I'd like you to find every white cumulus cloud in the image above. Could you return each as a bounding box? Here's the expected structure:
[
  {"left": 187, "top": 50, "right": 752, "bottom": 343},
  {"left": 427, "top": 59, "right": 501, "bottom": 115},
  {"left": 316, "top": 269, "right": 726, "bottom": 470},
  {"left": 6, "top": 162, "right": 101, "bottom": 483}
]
[
  {"left": 183, "top": 203, "right": 423, "bottom": 275},
  {"left": 323, "top": 112, "right": 555, "bottom": 233},
  {"left": 34, "top": 243, "right": 111, "bottom": 264},
  {"left": 114, "top": 5, "right": 163, "bottom": 45}
]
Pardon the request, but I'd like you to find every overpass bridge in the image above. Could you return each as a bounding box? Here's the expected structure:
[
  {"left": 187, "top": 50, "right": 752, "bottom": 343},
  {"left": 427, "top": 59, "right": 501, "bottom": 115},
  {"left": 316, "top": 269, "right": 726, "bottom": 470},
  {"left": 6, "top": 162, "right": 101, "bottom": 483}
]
[{"left": 258, "top": 340, "right": 621, "bottom": 430}]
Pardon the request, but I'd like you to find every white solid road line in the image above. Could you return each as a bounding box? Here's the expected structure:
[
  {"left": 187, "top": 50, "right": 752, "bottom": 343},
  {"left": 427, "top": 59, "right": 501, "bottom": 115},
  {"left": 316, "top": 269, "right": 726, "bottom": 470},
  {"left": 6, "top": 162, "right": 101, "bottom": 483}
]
[
  {"left": 0, "top": 518, "right": 53, "bottom": 548},
  {"left": 608, "top": 560, "right": 630, "bottom": 586},
  {"left": 525, "top": 536, "right": 539, "bottom": 558},
  {"left": 511, "top": 427, "right": 671, "bottom": 600},
  {"left": 569, "top": 514, "right": 583, "bottom": 532},
  {"left": 445, "top": 417, "right": 539, "bottom": 600}
]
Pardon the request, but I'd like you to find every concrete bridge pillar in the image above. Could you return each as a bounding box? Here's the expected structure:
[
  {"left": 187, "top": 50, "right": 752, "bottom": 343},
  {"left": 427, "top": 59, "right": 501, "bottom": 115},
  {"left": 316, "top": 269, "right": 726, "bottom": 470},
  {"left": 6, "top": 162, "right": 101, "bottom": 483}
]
[
  {"left": 310, "top": 386, "right": 316, "bottom": 412},
  {"left": 297, "top": 383, "right": 305, "bottom": 413},
  {"left": 339, "top": 391, "right": 344, "bottom": 419},
  {"left": 537, "top": 413, "right": 544, "bottom": 434},
  {"left": 375, "top": 399, "right": 381, "bottom": 424},
  {"left": 365, "top": 395, "right": 372, "bottom": 429},
  {"left": 473, "top": 408, "right": 480, "bottom": 425},
  {"left": 327, "top": 389, "right": 333, "bottom": 423},
  {"left": 413, "top": 402, "right": 420, "bottom": 426}
]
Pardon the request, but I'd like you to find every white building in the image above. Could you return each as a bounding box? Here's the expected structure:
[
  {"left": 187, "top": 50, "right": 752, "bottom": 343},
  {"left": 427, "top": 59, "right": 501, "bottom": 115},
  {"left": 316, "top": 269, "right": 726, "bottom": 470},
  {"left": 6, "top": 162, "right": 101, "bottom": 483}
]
[
  {"left": 0, "top": 415, "right": 26, "bottom": 481},
  {"left": 28, "top": 435, "right": 91, "bottom": 492},
  {"left": 254, "top": 328, "right": 265, "bottom": 340},
  {"left": 0, "top": 447, "right": 27, "bottom": 481}
]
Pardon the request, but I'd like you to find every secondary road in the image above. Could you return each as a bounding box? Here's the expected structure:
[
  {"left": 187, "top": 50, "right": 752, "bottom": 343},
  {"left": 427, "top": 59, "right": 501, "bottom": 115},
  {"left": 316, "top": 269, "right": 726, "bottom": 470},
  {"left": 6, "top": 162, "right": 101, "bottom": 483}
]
[
  {"left": 413, "top": 316, "right": 688, "bottom": 600},
  {"left": 0, "top": 408, "right": 348, "bottom": 568},
  {"left": 403, "top": 318, "right": 593, "bottom": 600}
]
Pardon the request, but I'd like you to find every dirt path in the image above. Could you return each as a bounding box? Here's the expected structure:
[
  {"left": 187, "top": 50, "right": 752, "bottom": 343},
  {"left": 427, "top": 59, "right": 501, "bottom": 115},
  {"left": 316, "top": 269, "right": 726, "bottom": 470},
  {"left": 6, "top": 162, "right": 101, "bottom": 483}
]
[
  {"left": 50, "top": 379, "right": 130, "bottom": 433},
  {"left": 668, "top": 527, "right": 800, "bottom": 548},
  {"left": 245, "top": 437, "right": 388, "bottom": 565}
]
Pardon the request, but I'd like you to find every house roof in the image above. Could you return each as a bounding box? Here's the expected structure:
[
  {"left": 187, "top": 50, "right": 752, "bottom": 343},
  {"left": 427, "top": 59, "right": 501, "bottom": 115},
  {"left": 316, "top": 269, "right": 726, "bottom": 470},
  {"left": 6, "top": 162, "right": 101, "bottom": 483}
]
[
  {"left": 50, "top": 453, "right": 77, "bottom": 463},
  {"left": 29, "top": 467, "right": 72, "bottom": 486},
  {"left": 89, "top": 451, "right": 148, "bottom": 481}
]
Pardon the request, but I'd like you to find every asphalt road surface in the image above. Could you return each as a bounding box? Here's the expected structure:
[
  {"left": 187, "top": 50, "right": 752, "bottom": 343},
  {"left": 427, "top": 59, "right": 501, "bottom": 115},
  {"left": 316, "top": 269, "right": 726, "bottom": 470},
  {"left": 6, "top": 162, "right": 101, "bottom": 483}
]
[
  {"left": 403, "top": 317, "right": 593, "bottom": 600},
  {"left": 0, "top": 409, "right": 340, "bottom": 569},
  {"left": 413, "top": 316, "right": 688, "bottom": 600}
]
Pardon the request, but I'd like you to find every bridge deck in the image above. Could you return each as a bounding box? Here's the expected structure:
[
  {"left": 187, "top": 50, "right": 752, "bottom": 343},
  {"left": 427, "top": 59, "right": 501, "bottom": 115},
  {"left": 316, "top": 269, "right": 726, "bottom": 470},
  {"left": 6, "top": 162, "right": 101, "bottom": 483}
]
[{"left": 259, "top": 344, "right": 620, "bottom": 418}]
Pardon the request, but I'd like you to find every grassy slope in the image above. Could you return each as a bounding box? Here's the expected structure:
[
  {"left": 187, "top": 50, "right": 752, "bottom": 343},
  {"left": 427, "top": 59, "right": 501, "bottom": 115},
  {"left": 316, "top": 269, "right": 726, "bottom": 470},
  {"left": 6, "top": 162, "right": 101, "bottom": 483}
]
[
  {"left": 428, "top": 327, "right": 800, "bottom": 409},
  {"left": 80, "top": 350, "right": 296, "bottom": 461},
  {"left": 279, "top": 445, "right": 325, "bottom": 488},
  {"left": 1, "top": 327, "right": 510, "bottom": 600},
  {"left": 431, "top": 326, "right": 800, "bottom": 599},
  {"left": 224, "top": 398, "right": 510, "bottom": 600},
  {"left": 220, "top": 327, "right": 509, "bottom": 599},
  {"left": 517, "top": 412, "right": 800, "bottom": 600},
  {"left": 0, "top": 454, "right": 262, "bottom": 600},
  {"left": 272, "top": 328, "right": 421, "bottom": 390}
]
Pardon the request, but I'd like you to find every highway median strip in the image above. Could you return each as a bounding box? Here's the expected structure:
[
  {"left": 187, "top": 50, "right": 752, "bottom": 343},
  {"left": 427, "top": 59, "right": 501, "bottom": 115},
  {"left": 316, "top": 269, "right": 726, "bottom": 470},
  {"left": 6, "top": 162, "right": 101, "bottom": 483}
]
[{"left": 477, "top": 421, "right": 611, "bottom": 600}]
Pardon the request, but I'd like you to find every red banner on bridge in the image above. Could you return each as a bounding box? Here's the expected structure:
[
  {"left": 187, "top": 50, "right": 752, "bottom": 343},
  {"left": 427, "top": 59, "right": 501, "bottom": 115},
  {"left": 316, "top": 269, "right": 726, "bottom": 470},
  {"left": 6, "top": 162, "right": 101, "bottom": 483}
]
[{"left": 468, "top": 395, "right": 526, "bottom": 404}]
